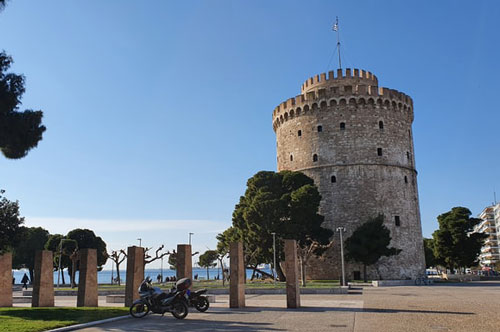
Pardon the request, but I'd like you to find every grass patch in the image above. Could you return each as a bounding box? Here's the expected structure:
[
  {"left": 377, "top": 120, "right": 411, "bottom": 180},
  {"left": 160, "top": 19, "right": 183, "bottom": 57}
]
[
  {"left": 0, "top": 307, "right": 129, "bottom": 332},
  {"left": 58, "top": 279, "right": 349, "bottom": 292}
]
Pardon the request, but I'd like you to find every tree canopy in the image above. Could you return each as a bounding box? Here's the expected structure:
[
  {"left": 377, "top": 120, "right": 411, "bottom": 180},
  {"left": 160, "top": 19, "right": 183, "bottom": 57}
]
[
  {"left": 12, "top": 226, "right": 50, "bottom": 282},
  {"left": 66, "top": 228, "right": 108, "bottom": 270},
  {"left": 198, "top": 250, "right": 218, "bottom": 280},
  {"left": 217, "top": 170, "right": 332, "bottom": 280},
  {"left": 432, "top": 207, "right": 486, "bottom": 271},
  {"left": 0, "top": 190, "right": 24, "bottom": 253},
  {"left": 0, "top": 51, "right": 46, "bottom": 159},
  {"left": 345, "top": 215, "right": 401, "bottom": 281},
  {"left": 423, "top": 238, "right": 436, "bottom": 268}
]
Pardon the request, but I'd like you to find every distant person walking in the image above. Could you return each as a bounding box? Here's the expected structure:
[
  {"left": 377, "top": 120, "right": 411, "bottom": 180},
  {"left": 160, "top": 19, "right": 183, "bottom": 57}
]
[{"left": 21, "top": 273, "right": 29, "bottom": 289}]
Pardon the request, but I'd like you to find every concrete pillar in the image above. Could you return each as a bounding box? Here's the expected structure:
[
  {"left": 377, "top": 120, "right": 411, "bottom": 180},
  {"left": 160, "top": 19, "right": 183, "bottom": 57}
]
[
  {"left": 125, "top": 246, "right": 144, "bottom": 307},
  {"left": 176, "top": 244, "right": 192, "bottom": 280},
  {"left": 229, "top": 242, "right": 245, "bottom": 308},
  {"left": 0, "top": 253, "right": 13, "bottom": 307},
  {"left": 284, "top": 239, "right": 300, "bottom": 308},
  {"left": 77, "top": 248, "right": 98, "bottom": 307},
  {"left": 32, "top": 250, "right": 54, "bottom": 307}
]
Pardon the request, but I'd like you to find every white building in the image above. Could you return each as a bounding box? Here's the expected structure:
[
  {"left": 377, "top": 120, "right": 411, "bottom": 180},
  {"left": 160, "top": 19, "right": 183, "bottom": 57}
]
[{"left": 474, "top": 204, "right": 500, "bottom": 267}]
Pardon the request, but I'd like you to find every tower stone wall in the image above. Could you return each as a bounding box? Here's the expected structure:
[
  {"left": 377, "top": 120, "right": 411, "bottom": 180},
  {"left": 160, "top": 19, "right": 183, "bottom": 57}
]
[{"left": 272, "top": 68, "right": 425, "bottom": 280}]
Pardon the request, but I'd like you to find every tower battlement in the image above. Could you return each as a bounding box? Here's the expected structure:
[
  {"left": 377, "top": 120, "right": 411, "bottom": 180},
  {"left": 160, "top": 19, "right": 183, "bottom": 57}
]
[
  {"left": 272, "top": 69, "right": 414, "bottom": 132},
  {"left": 301, "top": 68, "right": 378, "bottom": 94}
]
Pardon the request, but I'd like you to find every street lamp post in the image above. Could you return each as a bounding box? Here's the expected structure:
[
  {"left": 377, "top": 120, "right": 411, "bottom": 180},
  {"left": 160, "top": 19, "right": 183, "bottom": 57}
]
[
  {"left": 189, "top": 232, "right": 194, "bottom": 246},
  {"left": 271, "top": 232, "right": 277, "bottom": 285},
  {"left": 137, "top": 238, "right": 142, "bottom": 247},
  {"left": 336, "top": 227, "right": 346, "bottom": 286}
]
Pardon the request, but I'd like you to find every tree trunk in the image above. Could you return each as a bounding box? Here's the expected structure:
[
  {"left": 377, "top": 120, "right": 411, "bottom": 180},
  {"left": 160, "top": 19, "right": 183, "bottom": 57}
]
[
  {"left": 29, "top": 269, "right": 34, "bottom": 285},
  {"left": 206, "top": 267, "right": 209, "bottom": 280},
  {"left": 277, "top": 261, "right": 286, "bottom": 282},
  {"left": 61, "top": 269, "right": 66, "bottom": 285},
  {"left": 301, "top": 258, "right": 307, "bottom": 287},
  {"left": 71, "top": 259, "right": 77, "bottom": 288},
  {"left": 249, "top": 267, "right": 274, "bottom": 279},
  {"left": 363, "top": 264, "right": 367, "bottom": 282},
  {"left": 250, "top": 266, "right": 257, "bottom": 281},
  {"left": 116, "top": 263, "right": 121, "bottom": 286}
]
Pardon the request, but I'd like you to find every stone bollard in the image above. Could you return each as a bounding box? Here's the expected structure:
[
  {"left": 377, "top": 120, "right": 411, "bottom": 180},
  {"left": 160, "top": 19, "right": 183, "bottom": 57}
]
[
  {"left": 229, "top": 242, "right": 245, "bottom": 308},
  {"left": 125, "top": 246, "right": 144, "bottom": 307},
  {"left": 284, "top": 239, "right": 300, "bottom": 308},
  {"left": 32, "top": 250, "right": 54, "bottom": 307},
  {"left": 176, "top": 244, "right": 193, "bottom": 280},
  {"left": 77, "top": 248, "right": 98, "bottom": 307},
  {"left": 0, "top": 253, "right": 13, "bottom": 307}
]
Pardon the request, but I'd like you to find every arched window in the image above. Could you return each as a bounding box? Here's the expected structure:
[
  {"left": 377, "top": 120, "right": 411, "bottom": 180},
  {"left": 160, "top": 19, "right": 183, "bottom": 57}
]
[
  {"left": 317, "top": 125, "right": 323, "bottom": 132},
  {"left": 298, "top": 130, "right": 302, "bottom": 137},
  {"left": 290, "top": 155, "right": 293, "bottom": 161},
  {"left": 379, "top": 121, "right": 384, "bottom": 130},
  {"left": 340, "top": 122, "right": 346, "bottom": 130},
  {"left": 331, "top": 175, "right": 337, "bottom": 183},
  {"left": 313, "top": 154, "right": 318, "bottom": 162},
  {"left": 377, "top": 148, "right": 383, "bottom": 156}
]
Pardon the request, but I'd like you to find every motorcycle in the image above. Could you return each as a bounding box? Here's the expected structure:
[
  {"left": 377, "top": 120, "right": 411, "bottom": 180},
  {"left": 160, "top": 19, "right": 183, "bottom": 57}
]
[
  {"left": 129, "top": 277, "right": 189, "bottom": 319},
  {"left": 185, "top": 288, "right": 210, "bottom": 312}
]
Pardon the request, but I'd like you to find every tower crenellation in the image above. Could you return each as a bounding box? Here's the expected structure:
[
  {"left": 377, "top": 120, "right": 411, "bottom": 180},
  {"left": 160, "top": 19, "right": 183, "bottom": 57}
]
[{"left": 272, "top": 67, "right": 425, "bottom": 280}]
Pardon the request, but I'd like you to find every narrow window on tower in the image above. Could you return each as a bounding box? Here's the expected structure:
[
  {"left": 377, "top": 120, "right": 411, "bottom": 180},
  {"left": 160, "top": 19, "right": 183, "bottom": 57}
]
[
  {"left": 379, "top": 121, "right": 384, "bottom": 130},
  {"left": 377, "top": 148, "right": 383, "bottom": 156},
  {"left": 331, "top": 175, "right": 336, "bottom": 183},
  {"left": 313, "top": 154, "right": 318, "bottom": 162},
  {"left": 340, "top": 122, "right": 346, "bottom": 130},
  {"left": 407, "top": 151, "right": 410, "bottom": 160},
  {"left": 290, "top": 154, "right": 293, "bottom": 162},
  {"left": 404, "top": 176, "right": 408, "bottom": 184},
  {"left": 317, "top": 125, "right": 323, "bottom": 132},
  {"left": 298, "top": 130, "right": 302, "bottom": 137},
  {"left": 395, "top": 216, "right": 401, "bottom": 227}
]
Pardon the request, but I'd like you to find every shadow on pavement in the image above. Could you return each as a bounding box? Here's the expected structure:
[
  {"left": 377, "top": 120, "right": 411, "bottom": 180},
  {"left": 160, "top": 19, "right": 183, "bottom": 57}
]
[
  {"left": 96, "top": 316, "right": 285, "bottom": 332},
  {"left": 214, "top": 306, "right": 474, "bottom": 316}
]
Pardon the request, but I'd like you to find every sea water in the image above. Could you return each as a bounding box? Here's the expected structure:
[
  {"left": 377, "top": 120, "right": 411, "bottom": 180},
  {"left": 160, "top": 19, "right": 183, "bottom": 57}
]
[{"left": 12, "top": 267, "right": 272, "bottom": 285}]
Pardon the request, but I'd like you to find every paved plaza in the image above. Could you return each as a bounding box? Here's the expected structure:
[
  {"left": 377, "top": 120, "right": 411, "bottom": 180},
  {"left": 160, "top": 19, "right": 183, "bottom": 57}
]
[{"left": 72, "top": 281, "right": 500, "bottom": 332}]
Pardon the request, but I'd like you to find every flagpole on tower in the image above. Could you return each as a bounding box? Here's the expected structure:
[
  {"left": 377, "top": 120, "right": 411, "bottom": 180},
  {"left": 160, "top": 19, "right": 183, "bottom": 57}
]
[{"left": 333, "top": 16, "right": 342, "bottom": 70}]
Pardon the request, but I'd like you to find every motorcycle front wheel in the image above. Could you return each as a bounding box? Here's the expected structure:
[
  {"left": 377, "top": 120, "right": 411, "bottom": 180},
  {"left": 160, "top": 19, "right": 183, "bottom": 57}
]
[
  {"left": 130, "top": 301, "right": 150, "bottom": 318},
  {"left": 171, "top": 301, "right": 189, "bottom": 319},
  {"left": 194, "top": 297, "right": 209, "bottom": 312}
]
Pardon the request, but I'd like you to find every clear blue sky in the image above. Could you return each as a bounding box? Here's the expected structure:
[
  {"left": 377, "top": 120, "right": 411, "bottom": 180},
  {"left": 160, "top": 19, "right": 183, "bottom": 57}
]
[{"left": 1, "top": 1, "right": 499, "bottom": 268}]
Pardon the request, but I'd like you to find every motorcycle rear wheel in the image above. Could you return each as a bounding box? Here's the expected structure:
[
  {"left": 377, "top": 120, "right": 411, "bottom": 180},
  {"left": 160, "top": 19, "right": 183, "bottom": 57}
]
[
  {"left": 194, "top": 297, "right": 209, "bottom": 312},
  {"left": 130, "top": 301, "right": 150, "bottom": 318},
  {"left": 171, "top": 301, "right": 189, "bottom": 319}
]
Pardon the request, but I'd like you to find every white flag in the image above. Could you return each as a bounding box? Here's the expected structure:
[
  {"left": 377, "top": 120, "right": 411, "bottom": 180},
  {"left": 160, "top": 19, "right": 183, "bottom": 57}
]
[{"left": 332, "top": 23, "right": 338, "bottom": 31}]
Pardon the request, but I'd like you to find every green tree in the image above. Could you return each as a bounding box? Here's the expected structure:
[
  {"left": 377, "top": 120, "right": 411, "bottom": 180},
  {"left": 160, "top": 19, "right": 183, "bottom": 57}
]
[
  {"left": 0, "top": 51, "right": 46, "bottom": 159},
  {"left": 44, "top": 235, "right": 78, "bottom": 286},
  {"left": 198, "top": 250, "right": 218, "bottom": 280},
  {"left": 432, "top": 207, "right": 486, "bottom": 272},
  {"left": 12, "top": 227, "right": 50, "bottom": 282},
  {"left": 0, "top": 190, "right": 24, "bottom": 253},
  {"left": 168, "top": 249, "right": 177, "bottom": 270},
  {"left": 66, "top": 229, "right": 108, "bottom": 278},
  {"left": 423, "top": 238, "right": 436, "bottom": 268},
  {"left": 345, "top": 215, "right": 401, "bottom": 281},
  {"left": 217, "top": 171, "right": 332, "bottom": 281}
]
